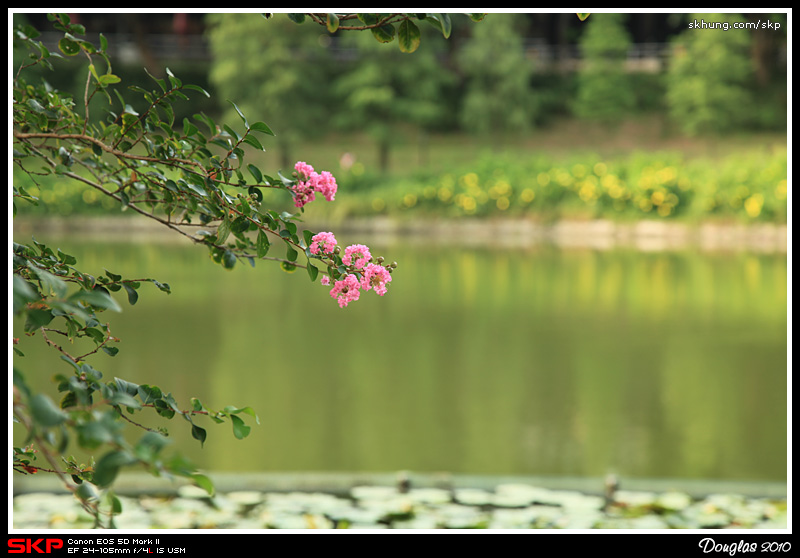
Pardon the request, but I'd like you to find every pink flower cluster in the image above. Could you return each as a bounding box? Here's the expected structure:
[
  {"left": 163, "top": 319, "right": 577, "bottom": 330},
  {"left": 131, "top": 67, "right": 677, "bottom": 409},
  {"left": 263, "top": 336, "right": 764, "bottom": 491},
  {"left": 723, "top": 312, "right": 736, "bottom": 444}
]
[
  {"left": 360, "top": 263, "right": 392, "bottom": 296},
  {"left": 309, "top": 231, "right": 337, "bottom": 255},
  {"left": 309, "top": 232, "right": 393, "bottom": 308},
  {"left": 330, "top": 274, "right": 362, "bottom": 308},
  {"left": 342, "top": 244, "right": 371, "bottom": 270},
  {"left": 292, "top": 161, "right": 338, "bottom": 208}
]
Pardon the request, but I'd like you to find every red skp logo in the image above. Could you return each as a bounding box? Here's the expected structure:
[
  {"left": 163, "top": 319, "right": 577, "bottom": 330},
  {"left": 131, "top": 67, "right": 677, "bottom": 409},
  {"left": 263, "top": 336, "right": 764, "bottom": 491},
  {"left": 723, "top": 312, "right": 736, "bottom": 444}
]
[{"left": 8, "top": 539, "right": 64, "bottom": 554}]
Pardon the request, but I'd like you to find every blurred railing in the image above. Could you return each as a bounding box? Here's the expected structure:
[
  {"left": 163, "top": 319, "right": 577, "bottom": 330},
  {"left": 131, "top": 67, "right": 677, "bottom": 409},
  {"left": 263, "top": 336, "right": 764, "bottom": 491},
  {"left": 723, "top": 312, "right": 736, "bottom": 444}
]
[{"left": 32, "top": 31, "right": 675, "bottom": 72}]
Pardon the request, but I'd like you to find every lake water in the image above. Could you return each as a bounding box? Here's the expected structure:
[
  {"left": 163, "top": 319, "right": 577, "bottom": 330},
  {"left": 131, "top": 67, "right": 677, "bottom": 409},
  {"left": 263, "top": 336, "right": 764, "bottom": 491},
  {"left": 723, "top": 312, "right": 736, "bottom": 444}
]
[{"left": 12, "top": 226, "right": 788, "bottom": 484}]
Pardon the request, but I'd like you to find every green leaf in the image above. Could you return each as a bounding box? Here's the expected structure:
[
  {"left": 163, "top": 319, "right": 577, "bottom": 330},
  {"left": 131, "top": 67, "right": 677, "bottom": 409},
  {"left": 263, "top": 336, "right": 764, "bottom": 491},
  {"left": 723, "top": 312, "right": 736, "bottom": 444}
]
[
  {"left": 98, "top": 73, "right": 121, "bottom": 86},
  {"left": 13, "top": 275, "right": 38, "bottom": 313},
  {"left": 24, "top": 309, "right": 54, "bottom": 332},
  {"left": 138, "top": 384, "right": 162, "bottom": 405},
  {"left": 183, "top": 84, "right": 210, "bottom": 97},
  {"left": 577, "top": 13, "right": 591, "bottom": 21},
  {"left": 182, "top": 117, "right": 199, "bottom": 137},
  {"left": 121, "top": 284, "right": 138, "bottom": 305},
  {"left": 151, "top": 280, "right": 171, "bottom": 294},
  {"left": 424, "top": 14, "right": 452, "bottom": 39},
  {"left": 30, "top": 393, "right": 67, "bottom": 427},
  {"left": 191, "top": 473, "right": 215, "bottom": 496},
  {"left": 145, "top": 67, "right": 167, "bottom": 92},
  {"left": 108, "top": 391, "right": 140, "bottom": 409},
  {"left": 136, "top": 432, "right": 171, "bottom": 458},
  {"left": 242, "top": 134, "right": 264, "bottom": 151},
  {"left": 93, "top": 450, "right": 134, "bottom": 488},
  {"left": 222, "top": 249, "right": 237, "bottom": 270},
  {"left": 216, "top": 215, "right": 231, "bottom": 243},
  {"left": 191, "top": 424, "right": 207, "bottom": 447},
  {"left": 230, "top": 414, "right": 250, "bottom": 439},
  {"left": 228, "top": 100, "right": 249, "bottom": 128},
  {"left": 115, "top": 377, "right": 138, "bottom": 398},
  {"left": 398, "top": 19, "right": 421, "bottom": 53},
  {"left": 28, "top": 263, "right": 68, "bottom": 298},
  {"left": 307, "top": 262, "right": 319, "bottom": 282},
  {"left": 326, "top": 13, "right": 340, "bottom": 33},
  {"left": 58, "top": 37, "right": 80, "bottom": 55},
  {"left": 371, "top": 23, "right": 396, "bottom": 43},
  {"left": 436, "top": 13, "right": 452, "bottom": 38},
  {"left": 249, "top": 121, "right": 274, "bottom": 136},
  {"left": 248, "top": 164, "right": 263, "bottom": 184},
  {"left": 75, "top": 483, "right": 98, "bottom": 502},
  {"left": 84, "top": 327, "right": 104, "bottom": 344},
  {"left": 109, "top": 493, "right": 123, "bottom": 515},
  {"left": 223, "top": 406, "right": 260, "bottom": 426},
  {"left": 26, "top": 98, "right": 46, "bottom": 113},
  {"left": 70, "top": 289, "right": 122, "bottom": 312},
  {"left": 256, "top": 229, "right": 270, "bottom": 258},
  {"left": 194, "top": 112, "right": 217, "bottom": 135},
  {"left": 57, "top": 249, "right": 76, "bottom": 265}
]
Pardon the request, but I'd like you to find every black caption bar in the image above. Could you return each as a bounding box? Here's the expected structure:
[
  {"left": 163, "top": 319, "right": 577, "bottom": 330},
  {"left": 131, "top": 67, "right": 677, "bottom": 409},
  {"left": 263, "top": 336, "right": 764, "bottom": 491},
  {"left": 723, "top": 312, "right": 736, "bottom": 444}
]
[{"left": 6, "top": 532, "right": 794, "bottom": 550}]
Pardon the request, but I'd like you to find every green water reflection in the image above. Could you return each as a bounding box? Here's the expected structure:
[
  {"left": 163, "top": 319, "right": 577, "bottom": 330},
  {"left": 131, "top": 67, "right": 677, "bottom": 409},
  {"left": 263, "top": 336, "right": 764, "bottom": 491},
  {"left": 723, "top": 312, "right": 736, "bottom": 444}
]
[{"left": 12, "top": 235, "right": 788, "bottom": 482}]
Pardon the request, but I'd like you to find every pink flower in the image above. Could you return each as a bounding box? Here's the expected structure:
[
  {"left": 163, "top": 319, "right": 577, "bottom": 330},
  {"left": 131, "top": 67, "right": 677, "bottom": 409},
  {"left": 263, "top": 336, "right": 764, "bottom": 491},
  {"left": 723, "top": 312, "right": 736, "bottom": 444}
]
[
  {"left": 313, "top": 170, "right": 338, "bottom": 202},
  {"left": 294, "top": 161, "right": 315, "bottom": 180},
  {"left": 360, "top": 263, "right": 392, "bottom": 296},
  {"left": 292, "top": 181, "right": 315, "bottom": 208},
  {"left": 342, "top": 244, "right": 372, "bottom": 270},
  {"left": 320, "top": 275, "right": 330, "bottom": 286},
  {"left": 329, "top": 274, "right": 361, "bottom": 308},
  {"left": 310, "top": 231, "right": 337, "bottom": 255},
  {"left": 292, "top": 162, "right": 338, "bottom": 206}
]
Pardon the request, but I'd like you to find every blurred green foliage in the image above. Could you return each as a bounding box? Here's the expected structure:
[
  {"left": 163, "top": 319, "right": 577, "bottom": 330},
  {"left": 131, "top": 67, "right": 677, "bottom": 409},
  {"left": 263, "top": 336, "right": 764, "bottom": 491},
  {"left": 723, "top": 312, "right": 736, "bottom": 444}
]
[
  {"left": 12, "top": 12, "right": 788, "bottom": 225},
  {"left": 203, "top": 13, "right": 785, "bottom": 139},
  {"left": 206, "top": 14, "right": 335, "bottom": 169},
  {"left": 456, "top": 14, "right": 537, "bottom": 134},
  {"left": 666, "top": 13, "right": 757, "bottom": 135},
  {"left": 574, "top": 13, "right": 636, "bottom": 122}
]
